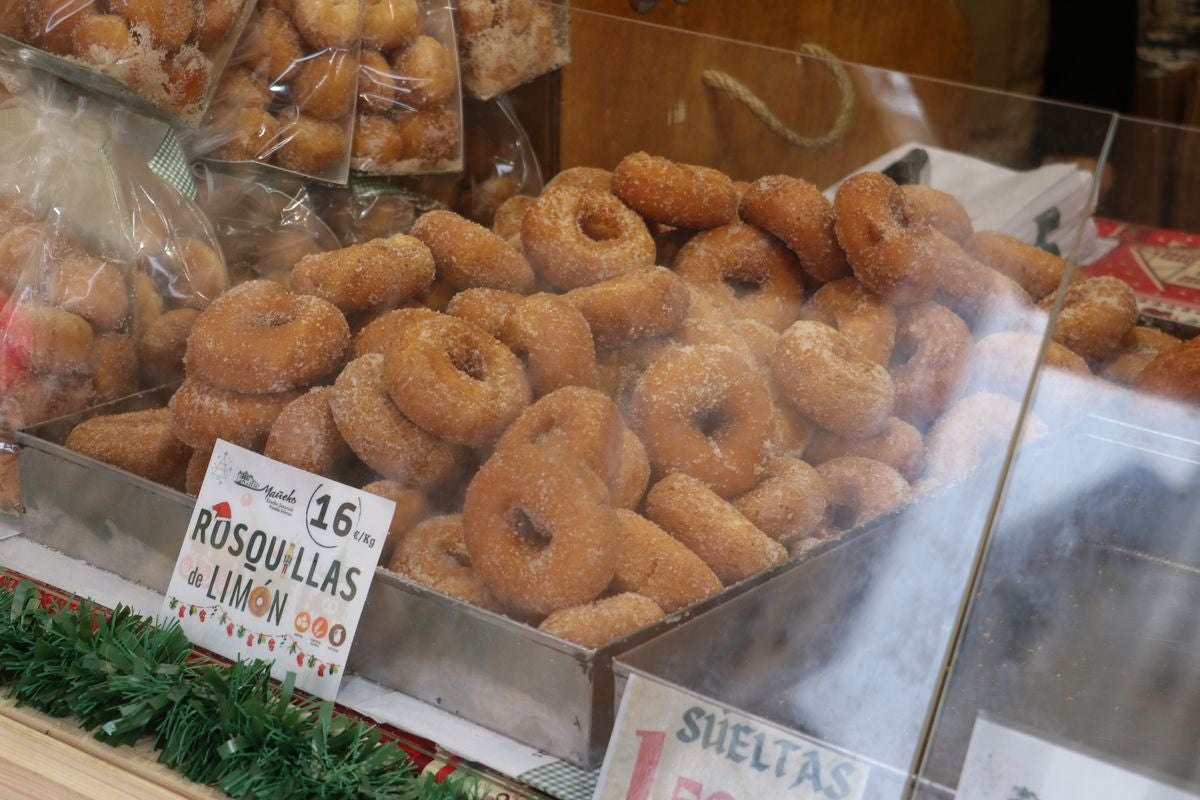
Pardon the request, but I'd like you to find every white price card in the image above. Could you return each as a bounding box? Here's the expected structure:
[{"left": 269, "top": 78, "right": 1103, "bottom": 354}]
[
  {"left": 159, "top": 440, "right": 395, "bottom": 700},
  {"left": 958, "top": 716, "right": 1200, "bottom": 800},
  {"left": 595, "top": 673, "right": 868, "bottom": 800}
]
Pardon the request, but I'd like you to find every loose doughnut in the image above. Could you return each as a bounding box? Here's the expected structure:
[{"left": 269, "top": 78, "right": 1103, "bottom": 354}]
[
  {"left": 241, "top": 8, "right": 302, "bottom": 80},
  {"left": 44, "top": 255, "right": 129, "bottom": 331},
  {"left": 1101, "top": 327, "right": 1182, "bottom": 385},
  {"left": 674, "top": 222, "right": 804, "bottom": 331},
  {"left": 330, "top": 354, "right": 466, "bottom": 487},
  {"left": 185, "top": 447, "right": 211, "bottom": 495},
  {"left": 491, "top": 195, "right": 536, "bottom": 241},
  {"left": 352, "top": 306, "right": 439, "bottom": 358},
  {"left": 645, "top": 472, "right": 786, "bottom": 585},
  {"left": 965, "top": 231, "right": 1067, "bottom": 301},
  {"left": 291, "top": 233, "right": 435, "bottom": 313},
  {"left": 901, "top": 185, "right": 973, "bottom": 244},
  {"left": 614, "top": 428, "right": 651, "bottom": 509},
  {"left": 389, "top": 514, "right": 501, "bottom": 611},
  {"left": 544, "top": 167, "right": 613, "bottom": 194},
  {"left": 4, "top": 301, "right": 93, "bottom": 375},
  {"left": 362, "top": 479, "right": 429, "bottom": 561},
  {"left": 66, "top": 409, "right": 190, "bottom": 489},
  {"left": 1041, "top": 276, "right": 1137, "bottom": 362},
  {"left": 610, "top": 511, "right": 721, "bottom": 613},
  {"left": 410, "top": 210, "right": 535, "bottom": 293},
  {"left": 167, "top": 379, "right": 300, "bottom": 450},
  {"left": 274, "top": 113, "right": 345, "bottom": 174},
  {"left": 362, "top": 0, "right": 418, "bottom": 50},
  {"left": 351, "top": 113, "right": 402, "bottom": 166},
  {"left": 816, "top": 457, "right": 911, "bottom": 536},
  {"left": 771, "top": 321, "right": 894, "bottom": 439},
  {"left": 889, "top": 301, "right": 971, "bottom": 426},
  {"left": 503, "top": 294, "right": 598, "bottom": 394},
  {"left": 967, "top": 330, "right": 1090, "bottom": 400},
  {"left": 1133, "top": 340, "right": 1200, "bottom": 405},
  {"left": 521, "top": 186, "right": 655, "bottom": 290},
  {"left": 383, "top": 314, "right": 531, "bottom": 447},
  {"left": 392, "top": 35, "right": 456, "bottom": 109},
  {"left": 539, "top": 593, "right": 665, "bottom": 648},
  {"left": 444, "top": 288, "right": 522, "bottom": 338},
  {"left": 174, "top": 238, "right": 229, "bottom": 310},
  {"left": 108, "top": 0, "right": 193, "bottom": 50},
  {"left": 186, "top": 281, "right": 350, "bottom": 394},
  {"left": 564, "top": 267, "right": 690, "bottom": 347},
  {"left": 923, "top": 393, "right": 1048, "bottom": 485},
  {"left": 611, "top": 152, "right": 737, "bottom": 230},
  {"left": 630, "top": 344, "right": 772, "bottom": 497},
  {"left": 292, "top": 0, "right": 361, "bottom": 49},
  {"left": 731, "top": 457, "right": 826, "bottom": 547},
  {"left": 798, "top": 277, "right": 896, "bottom": 365},
  {"left": 90, "top": 333, "right": 137, "bottom": 404},
  {"left": 739, "top": 175, "right": 849, "bottom": 283},
  {"left": 293, "top": 50, "right": 358, "bottom": 121},
  {"left": 728, "top": 318, "right": 778, "bottom": 370},
  {"left": 357, "top": 51, "right": 398, "bottom": 114},
  {"left": 264, "top": 387, "right": 353, "bottom": 477},
  {"left": 806, "top": 417, "right": 925, "bottom": 481},
  {"left": 395, "top": 107, "right": 460, "bottom": 163},
  {"left": 768, "top": 395, "right": 816, "bottom": 458},
  {"left": 833, "top": 172, "right": 938, "bottom": 304},
  {"left": 462, "top": 443, "right": 618, "bottom": 616},
  {"left": 931, "top": 231, "right": 1034, "bottom": 329},
  {"left": 138, "top": 308, "right": 198, "bottom": 386}
]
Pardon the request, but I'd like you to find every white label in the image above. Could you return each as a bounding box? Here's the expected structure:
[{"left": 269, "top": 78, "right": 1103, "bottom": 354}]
[
  {"left": 595, "top": 674, "right": 868, "bottom": 800},
  {"left": 958, "top": 717, "right": 1200, "bottom": 799},
  {"left": 159, "top": 440, "right": 394, "bottom": 699}
]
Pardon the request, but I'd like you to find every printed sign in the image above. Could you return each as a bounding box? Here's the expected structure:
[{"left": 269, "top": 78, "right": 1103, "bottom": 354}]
[
  {"left": 595, "top": 674, "right": 868, "bottom": 800},
  {"left": 160, "top": 440, "right": 394, "bottom": 699},
  {"left": 958, "top": 716, "right": 1200, "bottom": 800}
]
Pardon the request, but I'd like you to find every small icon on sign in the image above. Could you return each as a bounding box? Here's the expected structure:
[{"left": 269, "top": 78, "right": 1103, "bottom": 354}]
[
  {"left": 328, "top": 624, "right": 346, "bottom": 647},
  {"left": 311, "top": 616, "right": 329, "bottom": 639},
  {"left": 294, "top": 611, "right": 311, "bottom": 634},
  {"left": 212, "top": 501, "right": 231, "bottom": 519},
  {"left": 1009, "top": 788, "right": 1040, "bottom": 800}
]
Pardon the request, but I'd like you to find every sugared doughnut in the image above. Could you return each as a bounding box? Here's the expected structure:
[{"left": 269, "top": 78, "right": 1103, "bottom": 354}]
[
  {"left": 292, "top": 0, "right": 361, "bottom": 49},
  {"left": 1134, "top": 342, "right": 1200, "bottom": 404},
  {"left": 138, "top": 308, "right": 198, "bottom": 386},
  {"left": 362, "top": 479, "right": 429, "bottom": 561},
  {"left": 815, "top": 457, "right": 911, "bottom": 536},
  {"left": 165, "top": 50, "right": 211, "bottom": 109},
  {"left": 213, "top": 108, "right": 280, "bottom": 162},
  {"left": 4, "top": 301, "right": 93, "bottom": 375},
  {"left": 185, "top": 447, "right": 211, "bottom": 495},
  {"left": 66, "top": 409, "right": 190, "bottom": 489},
  {"left": 357, "top": 50, "right": 398, "bottom": 114},
  {"left": 331, "top": 354, "right": 466, "bottom": 486},
  {"left": 241, "top": 9, "right": 302, "bottom": 80},
  {"left": 130, "top": 270, "right": 163, "bottom": 342},
  {"left": 362, "top": 0, "right": 417, "bottom": 50},
  {"left": 967, "top": 330, "right": 1090, "bottom": 400},
  {"left": 965, "top": 231, "right": 1067, "bottom": 301},
  {"left": 614, "top": 428, "right": 650, "bottom": 509},
  {"left": 351, "top": 306, "right": 438, "bottom": 358},
  {"left": 291, "top": 233, "right": 435, "bottom": 314},
  {"left": 1041, "top": 276, "right": 1137, "bottom": 362},
  {"left": 389, "top": 514, "right": 500, "bottom": 610},
  {"left": 768, "top": 394, "right": 816, "bottom": 458},
  {"left": 673, "top": 318, "right": 757, "bottom": 365},
  {"left": 544, "top": 167, "right": 613, "bottom": 194},
  {"left": 771, "top": 321, "right": 894, "bottom": 439},
  {"left": 806, "top": 417, "right": 924, "bottom": 481},
  {"left": 264, "top": 387, "right": 353, "bottom": 477},
  {"left": 491, "top": 195, "right": 536, "bottom": 241},
  {"left": 351, "top": 113, "right": 402, "bottom": 166},
  {"left": 186, "top": 281, "right": 350, "bottom": 394},
  {"left": 1101, "top": 327, "right": 1182, "bottom": 385},
  {"left": 44, "top": 255, "right": 129, "bottom": 331},
  {"left": 739, "top": 175, "right": 849, "bottom": 284},
  {"left": 653, "top": 226, "right": 695, "bottom": 268},
  {"left": 454, "top": 0, "right": 493, "bottom": 41},
  {"left": 833, "top": 172, "right": 937, "bottom": 304},
  {"left": 293, "top": 50, "right": 358, "bottom": 121},
  {"left": 901, "top": 185, "right": 973, "bottom": 244},
  {"left": 0, "top": 224, "right": 44, "bottom": 294},
  {"left": 645, "top": 472, "right": 785, "bottom": 584},
  {"left": 797, "top": 277, "right": 895, "bottom": 365},
  {"left": 630, "top": 344, "right": 772, "bottom": 497},
  {"left": 923, "top": 393, "right": 1048, "bottom": 485},
  {"left": 731, "top": 457, "right": 826, "bottom": 547},
  {"left": 195, "top": 0, "right": 242, "bottom": 51},
  {"left": 674, "top": 223, "right": 804, "bottom": 331},
  {"left": 167, "top": 379, "right": 300, "bottom": 450},
  {"left": 410, "top": 210, "right": 535, "bottom": 293},
  {"left": 889, "top": 301, "right": 971, "bottom": 426},
  {"left": 503, "top": 294, "right": 598, "bottom": 394},
  {"left": 90, "top": 333, "right": 137, "bottom": 404},
  {"left": 444, "top": 288, "right": 522, "bottom": 338},
  {"left": 392, "top": 35, "right": 456, "bottom": 109},
  {"left": 521, "top": 186, "right": 655, "bottom": 290},
  {"left": 539, "top": 593, "right": 664, "bottom": 648},
  {"left": 213, "top": 67, "right": 271, "bottom": 110},
  {"left": 274, "top": 113, "right": 345, "bottom": 174},
  {"left": 610, "top": 510, "right": 721, "bottom": 613},
  {"left": 611, "top": 152, "right": 737, "bottom": 230},
  {"left": 931, "top": 231, "right": 1033, "bottom": 329},
  {"left": 108, "top": 0, "right": 193, "bottom": 50},
  {"left": 173, "top": 238, "right": 229, "bottom": 310},
  {"left": 395, "top": 107, "right": 460, "bottom": 163},
  {"left": 462, "top": 443, "right": 618, "bottom": 616},
  {"left": 71, "top": 14, "right": 133, "bottom": 63},
  {"left": 564, "top": 267, "right": 690, "bottom": 347},
  {"left": 728, "top": 318, "right": 778, "bottom": 370}
]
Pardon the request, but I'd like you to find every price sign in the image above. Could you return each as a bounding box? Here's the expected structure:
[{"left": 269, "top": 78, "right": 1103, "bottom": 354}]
[
  {"left": 160, "top": 440, "right": 394, "bottom": 699},
  {"left": 596, "top": 674, "right": 868, "bottom": 800},
  {"left": 959, "top": 717, "right": 1199, "bottom": 800}
]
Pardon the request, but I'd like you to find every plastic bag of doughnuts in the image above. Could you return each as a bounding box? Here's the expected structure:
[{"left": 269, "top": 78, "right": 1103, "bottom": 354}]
[
  {"left": 0, "top": 0, "right": 255, "bottom": 122},
  {"left": 313, "top": 179, "right": 446, "bottom": 244},
  {"left": 199, "top": 0, "right": 365, "bottom": 183},
  {"left": 351, "top": 0, "right": 464, "bottom": 175},
  {"left": 454, "top": 0, "right": 568, "bottom": 100}
]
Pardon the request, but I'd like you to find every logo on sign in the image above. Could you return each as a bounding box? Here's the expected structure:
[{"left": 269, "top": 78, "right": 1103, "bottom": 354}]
[{"left": 235, "top": 470, "right": 298, "bottom": 516}]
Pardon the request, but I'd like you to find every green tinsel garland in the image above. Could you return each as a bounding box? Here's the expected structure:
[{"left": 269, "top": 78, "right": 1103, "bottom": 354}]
[{"left": 0, "top": 582, "right": 484, "bottom": 800}]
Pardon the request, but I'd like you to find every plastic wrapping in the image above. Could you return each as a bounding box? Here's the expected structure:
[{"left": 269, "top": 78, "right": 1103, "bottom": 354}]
[
  {"left": 0, "top": 0, "right": 255, "bottom": 123},
  {"left": 200, "top": 0, "right": 365, "bottom": 184},
  {"left": 352, "top": 0, "right": 464, "bottom": 175},
  {"left": 454, "top": 0, "right": 568, "bottom": 100}
]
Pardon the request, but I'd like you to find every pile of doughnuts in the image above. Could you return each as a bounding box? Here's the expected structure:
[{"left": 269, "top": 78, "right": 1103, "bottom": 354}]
[
  {"left": 352, "top": 0, "right": 462, "bottom": 174},
  {"left": 0, "top": 0, "right": 251, "bottom": 118},
  {"left": 454, "top": 0, "right": 566, "bottom": 101},
  {"left": 207, "top": 0, "right": 364, "bottom": 177},
  {"left": 60, "top": 154, "right": 1160, "bottom": 649}
]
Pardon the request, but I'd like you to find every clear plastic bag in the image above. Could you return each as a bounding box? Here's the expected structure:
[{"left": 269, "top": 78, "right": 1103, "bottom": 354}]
[
  {"left": 351, "top": 0, "right": 463, "bottom": 175},
  {"left": 0, "top": 0, "right": 255, "bottom": 123},
  {"left": 454, "top": 0, "right": 568, "bottom": 100},
  {"left": 199, "top": 0, "right": 365, "bottom": 184}
]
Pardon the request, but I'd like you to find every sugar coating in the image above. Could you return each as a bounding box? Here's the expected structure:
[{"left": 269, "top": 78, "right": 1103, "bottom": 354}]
[
  {"left": 815, "top": 456, "right": 912, "bottom": 534},
  {"left": 459, "top": 1, "right": 567, "bottom": 99},
  {"left": 1101, "top": 327, "right": 1182, "bottom": 385},
  {"left": 264, "top": 386, "right": 352, "bottom": 477},
  {"left": 167, "top": 378, "right": 299, "bottom": 450},
  {"left": 797, "top": 276, "right": 895, "bottom": 365},
  {"left": 1048, "top": 276, "right": 1138, "bottom": 362},
  {"left": 965, "top": 230, "right": 1064, "bottom": 300},
  {"left": 902, "top": 185, "right": 974, "bottom": 245},
  {"left": 292, "top": 233, "right": 435, "bottom": 313},
  {"left": 564, "top": 267, "right": 690, "bottom": 347},
  {"left": 67, "top": 407, "right": 190, "bottom": 487},
  {"left": 740, "top": 174, "right": 849, "bottom": 284},
  {"left": 731, "top": 457, "right": 826, "bottom": 546},
  {"left": 503, "top": 294, "right": 598, "bottom": 394},
  {"left": 538, "top": 593, "right": 664, "bottom": 649},
  {"left": 410, "top": 210, "right": 535, "bottom": 293},
  {"left": 890, "top": 301, "right": 971, "bottom": 426},
  {"left": 923, "top": 392, "right": 1048, "bottom": 486},
  {"left": 806, "top": 418, "right": 925, "bottom": 481},
  {"left": 612, "top": 152, "right": 737, "bottom": 230},
  {"left": 389, "top": 514, "right": 501, "bottom": 610}
]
